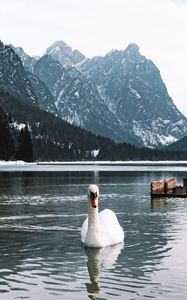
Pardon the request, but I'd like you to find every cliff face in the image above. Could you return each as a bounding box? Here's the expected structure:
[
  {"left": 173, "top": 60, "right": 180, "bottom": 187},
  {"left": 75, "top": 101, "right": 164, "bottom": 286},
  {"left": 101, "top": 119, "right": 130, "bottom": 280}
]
[
  {"left": 0, "top": 42, "right": 57, "bottom": 115},
  {"left": 0, "top": 41, "right": 38, "bottom": 106},
  {"left": 79, "top": 43, "right": 187, "bottom": 147},
  {"left": 45, "top": 40, "right": 86, "bottom": 67},
  {"left": 33, "top": 55, "right": 127, "bottom": 143}
]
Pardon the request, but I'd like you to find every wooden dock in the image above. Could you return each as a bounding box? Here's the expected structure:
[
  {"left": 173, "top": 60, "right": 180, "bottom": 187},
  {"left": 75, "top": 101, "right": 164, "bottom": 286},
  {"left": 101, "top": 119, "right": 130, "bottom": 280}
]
[{"left": 151, "top": 178, "right": 187, "bottom": 198}]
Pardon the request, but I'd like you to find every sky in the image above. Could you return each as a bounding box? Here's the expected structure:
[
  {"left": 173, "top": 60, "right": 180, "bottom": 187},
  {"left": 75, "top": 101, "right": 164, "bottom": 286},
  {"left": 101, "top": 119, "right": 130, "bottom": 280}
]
[{"left": 0, "top": 0, "right": 187, "bottom": 117}]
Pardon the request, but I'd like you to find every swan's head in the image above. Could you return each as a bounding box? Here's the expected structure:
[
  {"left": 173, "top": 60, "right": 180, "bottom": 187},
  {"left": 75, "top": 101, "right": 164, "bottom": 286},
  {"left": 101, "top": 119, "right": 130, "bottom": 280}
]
[{"left": 88, "top": 184, "right": 99, "bottom": 209}]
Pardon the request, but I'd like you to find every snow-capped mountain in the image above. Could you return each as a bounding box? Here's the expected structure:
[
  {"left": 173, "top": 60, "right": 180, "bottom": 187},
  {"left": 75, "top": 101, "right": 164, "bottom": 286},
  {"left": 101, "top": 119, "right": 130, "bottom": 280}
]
[
  {"left": 7, "top": 40, "right": 187, "bottom": 148},
  {"left": 0, "top": 41, "right": 56, "bottom": 115},
  {"left": 45, "top": 41, "right": 86, "bottom": 68},
  {"left": 0, "top": 41, "right": 38, "bottom": 106},
  {"left": 10, "top": 45, "right": 38, "bottom": 73},
  {"left": 27, "top": 72, "right": 57, "bottom": 116},
  {"left": 79, "top": 43, "right": 187, "bottom": 147},
  {"left": 34, "top": 55, "right": 131, "bottom": 143}
]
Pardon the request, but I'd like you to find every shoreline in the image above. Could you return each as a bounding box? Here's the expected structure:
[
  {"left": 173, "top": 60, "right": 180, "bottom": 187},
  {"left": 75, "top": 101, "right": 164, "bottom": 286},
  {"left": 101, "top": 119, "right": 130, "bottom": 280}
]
[
  {"left": 0, "top": 160, "right": 187, "bottom": 172},
  {"left": 0, "top": 160, "right": 187, "bottom": 166}
]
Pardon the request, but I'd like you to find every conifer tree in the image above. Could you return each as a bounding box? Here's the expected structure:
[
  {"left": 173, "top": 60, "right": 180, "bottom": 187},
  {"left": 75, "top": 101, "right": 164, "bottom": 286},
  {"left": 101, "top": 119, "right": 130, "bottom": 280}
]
[
  {"left": 0, "top": 105, "right": 15, "bottom": 160},
  {"left": 15, "top": 125, "right": 33, "bottom": 162}
]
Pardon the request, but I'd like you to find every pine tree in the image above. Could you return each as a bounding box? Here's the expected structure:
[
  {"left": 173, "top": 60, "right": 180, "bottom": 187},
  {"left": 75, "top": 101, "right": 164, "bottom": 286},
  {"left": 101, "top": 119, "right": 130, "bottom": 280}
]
[
  {"left": 15, "top": 125, "right": 33, "bottom": 162},
  {"left": 0, "top": 105, "right": 15, "bottom": 160}
]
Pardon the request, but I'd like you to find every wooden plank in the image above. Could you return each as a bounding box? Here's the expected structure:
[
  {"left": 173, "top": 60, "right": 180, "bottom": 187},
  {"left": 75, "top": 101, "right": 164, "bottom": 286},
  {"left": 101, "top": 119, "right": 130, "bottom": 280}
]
[
  {"left": 151, "top": 193, "right": 187, "bottom": 198},
  {"left": 151, "top": 177, "right": 187, "bottom": 198}
]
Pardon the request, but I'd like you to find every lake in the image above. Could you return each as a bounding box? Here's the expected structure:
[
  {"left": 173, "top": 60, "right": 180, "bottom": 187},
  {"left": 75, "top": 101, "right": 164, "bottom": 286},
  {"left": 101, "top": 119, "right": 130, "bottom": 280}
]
[{"left": 0, "top": 163, "right": 187, "bottom": 299}]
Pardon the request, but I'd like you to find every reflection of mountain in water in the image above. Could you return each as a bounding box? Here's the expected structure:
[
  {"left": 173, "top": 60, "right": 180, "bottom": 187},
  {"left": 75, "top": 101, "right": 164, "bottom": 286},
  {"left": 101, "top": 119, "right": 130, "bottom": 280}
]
[{"left": 84, "top": 243, "right": 124, "bottom": 297}]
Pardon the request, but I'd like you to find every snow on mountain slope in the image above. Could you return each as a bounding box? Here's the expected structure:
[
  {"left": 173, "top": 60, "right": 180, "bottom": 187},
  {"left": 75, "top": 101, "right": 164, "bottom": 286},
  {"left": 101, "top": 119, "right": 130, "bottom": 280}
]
[
  {"left": 12, "top": 40, "right": 187, "bottom": 148},
  {"left": 45, "top": 41, "right": 86, "bottom": 67},
  {"left": 0, "top": 42, "right": 56, "bottom": 115},
  {"left": 10, "top": 45, "right": 38, "bottom": 73},
  {"left": 79, "top": 43, "right": 187, "bottom": 147},
  {"left": 34, "top": 55, "right": 131, "bottom": 143},
  {"left": 0, "top": 41, "right": 38, "bottom": 106}
]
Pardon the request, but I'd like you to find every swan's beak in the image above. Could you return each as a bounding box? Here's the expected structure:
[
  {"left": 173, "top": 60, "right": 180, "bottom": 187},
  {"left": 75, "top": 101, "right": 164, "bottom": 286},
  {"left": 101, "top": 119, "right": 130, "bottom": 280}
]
[
  {"left": 91, "top": 197, "right": 97, "bottom": 208},
  {"left": 90, "top": 192, "right": 97, "bottom": 208}
]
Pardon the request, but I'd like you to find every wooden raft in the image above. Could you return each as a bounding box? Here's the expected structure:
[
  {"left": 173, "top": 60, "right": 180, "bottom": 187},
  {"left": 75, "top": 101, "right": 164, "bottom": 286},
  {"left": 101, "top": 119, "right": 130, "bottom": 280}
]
[{"left": 151, "top": 178, "right": 187, "bottom": 198}]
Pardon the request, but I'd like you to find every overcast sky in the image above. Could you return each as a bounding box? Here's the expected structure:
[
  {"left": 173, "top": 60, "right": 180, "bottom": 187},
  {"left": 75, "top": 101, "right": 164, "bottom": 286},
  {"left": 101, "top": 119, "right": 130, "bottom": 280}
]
[{"left": 0, "top": 0, "right": 187, "bottom": 117}]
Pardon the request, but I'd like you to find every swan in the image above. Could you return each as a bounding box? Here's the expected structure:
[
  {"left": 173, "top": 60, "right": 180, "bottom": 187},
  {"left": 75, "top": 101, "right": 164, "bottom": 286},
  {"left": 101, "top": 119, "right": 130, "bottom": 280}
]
[{"left": 81, "top": 184, "right": 124, "bottom": 248}]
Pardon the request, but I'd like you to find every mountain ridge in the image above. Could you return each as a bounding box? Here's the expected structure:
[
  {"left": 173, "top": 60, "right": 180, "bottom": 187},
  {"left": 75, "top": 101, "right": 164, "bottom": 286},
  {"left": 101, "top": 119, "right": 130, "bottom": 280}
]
[
  {"left": 33, "top": 54, "right": 134, "bottom": 144},
  {"left": 45, "top": 40, "right": 86, "bottom": 67},
  {"left": 79, "top": 43, "right": 187, "bottom": 147},
  {"left": 8, "top": 40, "right": 187, "bottom": 149}
]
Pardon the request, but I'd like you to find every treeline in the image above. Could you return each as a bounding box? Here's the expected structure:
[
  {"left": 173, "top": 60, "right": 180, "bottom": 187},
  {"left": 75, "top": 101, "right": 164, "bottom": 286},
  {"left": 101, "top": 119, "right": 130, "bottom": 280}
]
[
  {"left": 0, "top": 105, "right": 15, "bottom": 160},
  {"left": 0, "top": 104, "right": 33, "bottom": 162},
  {"left": 166, "top": 136, "right": 187, "bottom": 152},
  {"left": 0, "top": 90, "right": 187, "bottom": 162}
]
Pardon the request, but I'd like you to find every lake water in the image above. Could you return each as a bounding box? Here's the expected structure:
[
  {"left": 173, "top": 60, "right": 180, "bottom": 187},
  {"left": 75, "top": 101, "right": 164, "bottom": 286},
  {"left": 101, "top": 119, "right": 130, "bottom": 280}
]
[{"left": 0, "top": 164, "right": 187, "bottom": 299}]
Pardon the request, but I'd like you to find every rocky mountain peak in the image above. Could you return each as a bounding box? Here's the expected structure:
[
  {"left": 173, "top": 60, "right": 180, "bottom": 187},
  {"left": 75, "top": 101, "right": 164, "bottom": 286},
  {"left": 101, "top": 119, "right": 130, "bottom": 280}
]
[
  {"left": 124, "top": 43, "right": 141, "bottom": 61},
  {"left": 0, "top": 42, "right": 57, "bottom": 116},
  {"left": 126, "top": 43, "right": 140, "bottom": 52},
  {"left": 46, "top": 40, "right": 71, "bottom": 57},
  {"left": 0, "top": 41, "right": 38, "bottom": 105},
  {"left": 45, "top": 40, "right": 86, "bottom": 67},
  {"left": 79, "top": 43, "right": 187, "bottom": 148},
  {"left": 10, "top": 44, "right": 38, "bottom": 73}
]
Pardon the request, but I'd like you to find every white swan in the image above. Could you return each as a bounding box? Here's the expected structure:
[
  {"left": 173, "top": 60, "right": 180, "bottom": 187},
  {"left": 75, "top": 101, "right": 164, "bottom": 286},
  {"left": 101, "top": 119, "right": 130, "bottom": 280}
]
[{"left": 81, "top": 184, "right": 124, "bottom": 248}]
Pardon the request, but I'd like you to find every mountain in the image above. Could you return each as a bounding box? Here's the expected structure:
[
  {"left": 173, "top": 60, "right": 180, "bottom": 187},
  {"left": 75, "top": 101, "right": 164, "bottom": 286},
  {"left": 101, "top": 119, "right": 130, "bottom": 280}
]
[
  {"left": 1, "top": 90, "right": 186, "bottom": 161},
  {"left": 1, "top": 40, "right": 186, "bottom": 161},
  {"left": 26, "top": 71, "right": 57, "bottom": 116},
  {"left": 45, "top": 40, "right": 86, "bottom": 67},
  {"left": 0, "top": 90, "right": 105, "bottom": 161},
  {"left": 0, "top": 41, "right": 56, "bottom": 115},
  {"left": 10, "top": 45, "right": 38, "bottom": 73},
  {"left": 0, "top": 90, "right": 144, "bottom": 161},
  {"left": 0, "top": 41, "right": 38, "bottom": 106},
  {"left": 79, "top": 43, "right": 187, "bottom": 148},
  {"left": 6, "top": 40, "right": 187, "bottom": 148},
  {"left": 33, "top": 55, "right": 133, "bottom": 143},
  {"left": 165, "top": 136, "right": 187, "bottom": 152}
]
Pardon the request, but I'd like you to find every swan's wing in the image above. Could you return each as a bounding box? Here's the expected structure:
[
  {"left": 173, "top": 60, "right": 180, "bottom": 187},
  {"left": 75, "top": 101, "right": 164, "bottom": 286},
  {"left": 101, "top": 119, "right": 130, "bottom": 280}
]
[
  {"left": 81, "top": 217, "right": 88, "bottom": 243},
  {"left": 99, "top": 209, "right": 124, "bottom": 246}
]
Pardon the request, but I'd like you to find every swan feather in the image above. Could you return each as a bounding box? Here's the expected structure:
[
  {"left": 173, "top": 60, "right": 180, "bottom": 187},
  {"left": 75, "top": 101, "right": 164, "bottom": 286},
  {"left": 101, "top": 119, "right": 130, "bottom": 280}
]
[{"left": 81, "top": 208, "right": 124, "bottom": 247}]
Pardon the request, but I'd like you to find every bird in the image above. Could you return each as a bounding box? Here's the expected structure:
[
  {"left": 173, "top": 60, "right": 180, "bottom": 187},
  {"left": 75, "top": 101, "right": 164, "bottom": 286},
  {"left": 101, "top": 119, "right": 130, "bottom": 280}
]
[{"left": 81, "top": 184, "right": 124, "bottom": 248}]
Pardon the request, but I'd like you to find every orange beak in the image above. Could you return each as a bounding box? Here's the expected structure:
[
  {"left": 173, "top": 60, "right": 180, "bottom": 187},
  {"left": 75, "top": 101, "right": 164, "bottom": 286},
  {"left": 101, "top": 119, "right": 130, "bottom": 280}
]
[{"left": 91, "top": 197, "right": 97, "bottom": 208}]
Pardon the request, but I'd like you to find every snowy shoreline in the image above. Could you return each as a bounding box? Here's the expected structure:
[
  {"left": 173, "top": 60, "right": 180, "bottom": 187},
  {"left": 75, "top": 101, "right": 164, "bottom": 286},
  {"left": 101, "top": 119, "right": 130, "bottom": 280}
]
[
  {"left": 0, "top": 160, "right": 187, "bottom": 166},
  {"left": 0, "top": 160, "right": 187, "bottom": 172}
]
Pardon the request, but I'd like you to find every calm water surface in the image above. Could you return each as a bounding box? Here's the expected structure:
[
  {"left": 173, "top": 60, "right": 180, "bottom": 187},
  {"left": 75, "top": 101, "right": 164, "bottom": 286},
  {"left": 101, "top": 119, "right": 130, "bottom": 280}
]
[{"left": 0, "top": 167, "right": 187, "bottom": 299}]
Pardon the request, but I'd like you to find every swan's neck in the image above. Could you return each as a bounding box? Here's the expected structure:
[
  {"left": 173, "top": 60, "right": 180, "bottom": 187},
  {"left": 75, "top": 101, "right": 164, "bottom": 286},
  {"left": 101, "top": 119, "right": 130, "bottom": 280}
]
[
  {"left": 85, "top": 199, "right": 102, "bottom": 248},
  {"left": 88, "top": 204, "right": 100, "bottom": 230}
]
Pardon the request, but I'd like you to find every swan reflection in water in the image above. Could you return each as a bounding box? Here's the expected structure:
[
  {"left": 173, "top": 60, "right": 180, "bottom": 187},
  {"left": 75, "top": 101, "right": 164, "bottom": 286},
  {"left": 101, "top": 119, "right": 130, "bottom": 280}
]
[{"left": 84, "top": 242, "right": 124, "bottom": 298}]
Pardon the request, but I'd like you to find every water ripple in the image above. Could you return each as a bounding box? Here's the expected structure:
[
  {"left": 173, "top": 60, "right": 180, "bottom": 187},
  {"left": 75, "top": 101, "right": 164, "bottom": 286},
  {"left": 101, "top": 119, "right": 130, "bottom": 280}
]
[{"left": 0, "top": 171, "right": 187, "bottom": 299}]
